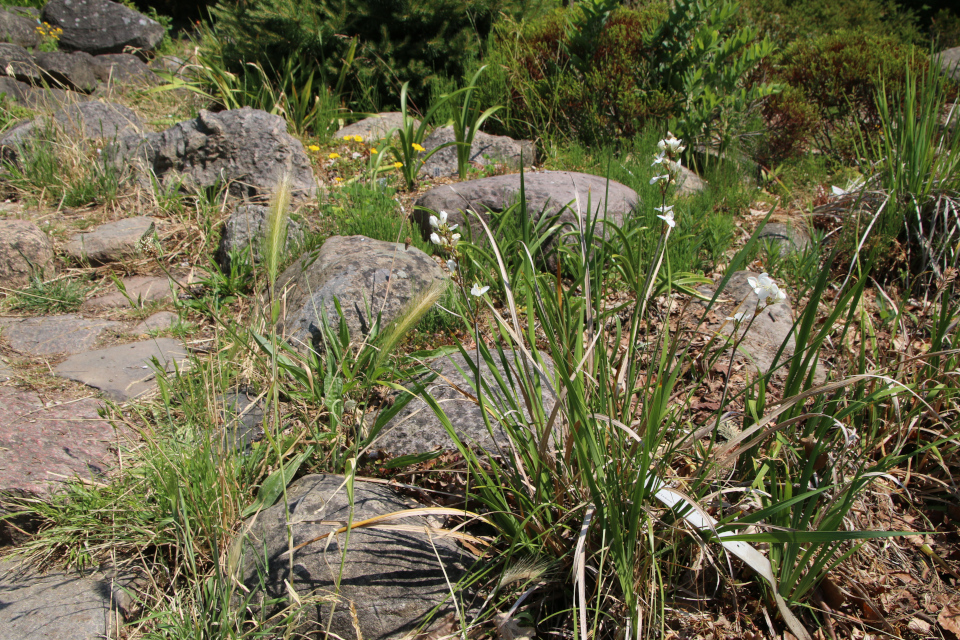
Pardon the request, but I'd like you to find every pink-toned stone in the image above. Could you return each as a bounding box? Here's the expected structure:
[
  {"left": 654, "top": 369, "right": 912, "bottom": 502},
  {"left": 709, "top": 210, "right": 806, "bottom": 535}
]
[{"left": 0, "top": 387, "right": 118, "bottom": 500}]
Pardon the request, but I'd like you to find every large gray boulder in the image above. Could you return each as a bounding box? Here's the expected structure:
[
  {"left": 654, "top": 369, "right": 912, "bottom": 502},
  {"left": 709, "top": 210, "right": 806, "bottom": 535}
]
[
  {"left": 0, "top": 559, "right": 121, "bottom": 639},
  {"left": 414, "top": 171, "right": 638, "bottom": 265},
  {"left": 0, "top": 219, "right": 55, "bottom": 287},
  {"left": 336, "top": 112, "right": 419, "bottom": 143},
  {"left": 42, "top": 0, "right": 165, "bottom": 55},
  {"left": 216, "top": 204, "right": 304, "bottom": 273},
  {"left": 0, "top": 42, "right": 42, "bottom": 84},
  {"left": 35, "top": 51, "right": 100, "bottom": 93},
  {"left": 0, "top": 76, "right": 73, "bottom": 108},
  {"left": 0, "top": 315, "right": 121, "bottom": 357},
  {"left": 63, "top": 216, "right": 156, "bottom": 265},
  {"left": 238, "top": 474, "right": 465, "bottom": 640},
  {"left": 756, "top": 221, "right": 812, "bottom": 257},
  {"left": 938, "top": 47, "right": 960, "bottom": 82},
  {"left": 116, "top": 108, "right": 317, "bottom": 201},
  {"left": 92, "top": 52, "right": 158, "bottom": 85},
  {"left": 0, "top": 8, "right": 40, "bottom": 48},
  {"left": 699, "top": 271, "right": 823, "bottom": 382},
  {"left": 0, "top": 101, "right": 144, "bottom": 164},
  {"left": 418, "top": 126, "right": 534, "bottom": 179},
  {"left": 275, "top": 235, "right": 446, "bottom": 351},
  {"left": 369, "top": 349, "right": 556, "bottom": 458}
]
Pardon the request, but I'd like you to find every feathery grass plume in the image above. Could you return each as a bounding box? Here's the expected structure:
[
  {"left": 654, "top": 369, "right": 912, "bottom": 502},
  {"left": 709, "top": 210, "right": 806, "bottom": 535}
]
[
  {"left": 263, "top": 173, "right": 293, "bottom": 319},
  {"left": 371, "top": 279, "right": 449, "bottom": 373}
]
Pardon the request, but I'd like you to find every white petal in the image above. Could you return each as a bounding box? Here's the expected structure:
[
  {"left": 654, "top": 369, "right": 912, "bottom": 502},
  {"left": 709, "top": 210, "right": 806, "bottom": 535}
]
[
  {"left": 439, "top": 210, "right": 448, "bottom": 224},
  {"left": 429, "top": 215, "right": 439, "bottom": 228},
  {"left": 446, "top": 259, "right": 457, "bottom": 272},
  {"left": 471, "top": 284, "right": 490, "bottom": 297},
  {"left": 430, "top": 232, "right": 442, "bottom": 245}
]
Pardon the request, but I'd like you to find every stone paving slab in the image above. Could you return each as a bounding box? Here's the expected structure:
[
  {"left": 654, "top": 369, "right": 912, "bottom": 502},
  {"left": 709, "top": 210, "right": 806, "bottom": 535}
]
[
  {"left": 54, "top": 338, "right": 188, "bottom": 401},
  {"left": 0, "top": 559, "right": 118, "bottom": 640},
  {"left": 64, "top": 216, "right": 156, "bottom": 265},
  {"left": 81, "top": 276, "right": 179, "bottom": 311},
  {"left": 0, "top": 314, "right": 121, "bottom": 357},
  {"left": 0, "top": 387, "right": 117, "bottom": 499},
  {"left": 131, "top": 311, "right": 178, "bottom": 335}
]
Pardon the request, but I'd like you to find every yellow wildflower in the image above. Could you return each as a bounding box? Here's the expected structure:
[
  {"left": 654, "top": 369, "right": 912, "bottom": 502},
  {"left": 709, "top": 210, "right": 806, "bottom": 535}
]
[
  {"left": 394, "top": 161, "right": 403, "bottom": 169},
  {"left": 334, "top": 177, "right": 343, "bottom": 183},
  {"left": 412, "top": 143, "right": 425, "bottom": 153},
  {"left": 343, "top": 135, "right": 352, "bottom": 141},
  {"left": 353, "top": 135, "right": 363, "bottom": 142},
  {"left": 370, "top": 148, "right": 377, "bottom": 154},
  {"left": 307, "top": 145, "right": 320, "bottom": 152},
  {"left": 328, "top": 152, "right": 340, "bottom": 159}
]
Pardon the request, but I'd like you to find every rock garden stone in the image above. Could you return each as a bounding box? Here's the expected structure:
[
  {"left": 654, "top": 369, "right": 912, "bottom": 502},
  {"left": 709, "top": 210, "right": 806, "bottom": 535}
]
[
  {"left": 35, "top": 51, "right": 99, "bottom": 93},
  {"left": 700, "top": 271, "right": 823, "bottom": 382},
  {"left": 0, "top": 559, "right": 120, "bottom": 640},
  {"left": 275, "top": 235, "right": 447, "bottom": 350},
  {"left": 131, "top": 310, "right": 177, "bottom": 334},
  {"left": 0, "top": 8, "right": 40, "bottom": 48},
  {"left": 42, "top": 0, "right": 165, "bottom": 55},
  {"left": 370, "top": 349, "right": 556, "bottom": 458},
  {"left": 7, "top": 7, "right": 39, "bottom": 20},
  {"left": 1, "top": 101, "right": 144, "bottom": 164},
  {"left": 0, "top": 76, "right": 72, "bottom": 108},
  {"left": 0, "top": 219, "right": 55, "bottom": 288},
  {"left": 239, "top": 474, "right": 465, "bottom": 640},
  {"left": 0, "top": 387, "right": 119, "bottom": 502},
  {"left": 64, "top": 216, "right": 156, "bottom": 265},
  {"left": 54, "top": 338, "right": 188, "bottom": 401},
  {"left": 219, "top": 390, "right": 264, "bottom": 451},
  {"left": 756, "top": 221, "right": 811, "bottom": 257},
  {"left": 676, "top": 164, "right": 707, "bottom": 196},
  {"left": 0, "top": 314, "right": 121, "bottom": 357},
  {"left": 938, "top": 46, "right": 960, "bottom": 82},
  {"left": 116, "top": 107, "right": 317, "bottom": 201},
  {"left": 92, "top": 52, "right": 158, "bottom": 85},
  {"left": 217, "top": 204, "right": 304, "bottom": 272},
  {"left": 81, "top": 275, "right": 178, "bottom": 311},
  {"left": 336, "top": 112, "right": 418, "bottom": 142},
  {"left": 418, "top": 126, "right": 534, "bottom": 178},
  {"left": 0, "top": 42, "right": 42, "bottom": 84},
  {"left": 0, "top": 356, "right": 11, "bottom": 380},
  {"left": 414, "top": 171, "right": 638, "bottom": 264}
]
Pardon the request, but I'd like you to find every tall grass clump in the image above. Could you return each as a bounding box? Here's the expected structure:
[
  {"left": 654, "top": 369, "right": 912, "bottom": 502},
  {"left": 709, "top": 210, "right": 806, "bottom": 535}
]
[{"left": 407, "top": 132, "right": 958, "bottom": 638}]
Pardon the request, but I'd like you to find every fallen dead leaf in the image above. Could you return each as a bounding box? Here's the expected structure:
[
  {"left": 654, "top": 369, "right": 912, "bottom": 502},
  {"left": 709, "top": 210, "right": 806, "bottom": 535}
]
[
  {"left": 939, "top": 605, "right": 960, "bottom": 639},
  {"left": 908, "top": 617, "right": 932, "bottom": 635}
]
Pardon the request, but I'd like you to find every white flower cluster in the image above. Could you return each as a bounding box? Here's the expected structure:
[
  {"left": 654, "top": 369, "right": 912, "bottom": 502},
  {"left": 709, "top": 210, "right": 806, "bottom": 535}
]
[
  {"left": 747, "top": 272, "right": 787, "bottom": 307},
  {"left": 429, "top": 210, "right": 460, "bottom": 249},
  {"left": 650, "top": 132, "right": 686, "bottom": 190}
]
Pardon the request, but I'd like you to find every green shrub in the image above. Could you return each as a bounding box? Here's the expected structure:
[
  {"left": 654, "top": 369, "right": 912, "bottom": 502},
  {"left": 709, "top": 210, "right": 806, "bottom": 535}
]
[
  {"left": 762, "top": 31, "right": 927, "bottom": 163},
  {"left": 205, "top": 0, "right": 544, "bottom": 109}
]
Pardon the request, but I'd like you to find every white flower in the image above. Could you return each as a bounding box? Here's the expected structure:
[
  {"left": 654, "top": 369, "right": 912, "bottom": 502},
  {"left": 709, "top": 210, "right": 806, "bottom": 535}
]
[
  {"left": 429, "top": 215, "right": 440, "bottom": 228},
  {"left": 471, "top": 283, "right": 490, "bottom": 297},
  {"left": 449, "top": 233, "right": 461, "bottom": 247},
  {"left": 650, "top": 174, "right": 669, "bottom": 185},
  {"left": 656, "top": 208, "right": 676, "bottom": 228},
  {"left": 430, "top": 232, "right": 442, "bottom": 245},
  {"left": 446, "top": 259, "right": 457, "bottom": 272},
  {"left": 652, "top": 151, "right": 667, "bottom": 166},
  {"left": 727, "top": 312, "right": 746, "bottom": 322},
  {"left": 429, "top": 210, "right": 448, "bottom": 229},
  {"left": 747, "top": 272, "right": 786, "bottom": 306},
  {"left": 438, "top": 210, "right": 448, "bottom": 225},
  {"left": 658, "top": 133, "right": 685, "bottom": 154},
  {"left": 654, "top": 205, "right": 674, "bottom": 215},
  {"left": 448, "top": 223, "right": 458, "bottom": 232}
]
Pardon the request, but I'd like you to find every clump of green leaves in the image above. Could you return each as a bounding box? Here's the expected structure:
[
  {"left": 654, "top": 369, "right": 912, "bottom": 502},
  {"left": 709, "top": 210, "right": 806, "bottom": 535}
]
[{"left": 6, "top": 274, "right": 89, "bottom": 314}]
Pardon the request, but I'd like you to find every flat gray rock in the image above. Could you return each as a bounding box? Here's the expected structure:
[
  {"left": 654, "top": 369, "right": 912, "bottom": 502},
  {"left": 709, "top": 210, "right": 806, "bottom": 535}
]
[
  {"left": 0, "top": 8, "right": 40, "bottom": 48},
  {"left": 219, "top": 390, "right": 264, "bottom": 451},
  {"left": 81, "top": 275, "right": 178, "bottom": 311},
  {"left": 130, "top": 310, "right": 177, "bottom": 334},
  {"left": 0, "top": 356, "right": 12, "bottom": 380},
  {"left": 64, "top": 216, "right": 156, "bottom": 265},
  {"left": 35, "top": 51, "right": 100, "bottom": 93},
  {"left": 700, "top": 271, "right": 823, "bottom": 382},
  {"left": 275, "top": 235, "right": 447, "bottom": 350},
  {"left": 92, "top": 53, "right": 158, "bottom": 85},
  {"left": 0, "top": 42, "right": 42, "bottom": 84},
  {"left": 114, "top": 107, "right": 317, "bottom": 202},
  {"left": 414, "top": 171, "right": 638, "bottom": 265},
  {"left": 42, "top": 0, "right": 165, "bottom": 55},
  {"left": 0, "top": 314, "right": 121, "bottom": 356},
  {"left": 0, "top": 559, "right": 118, "bottom": 640},
  {"left": 370, "top": 349, "right": 556, "bottom": 458},
  {"left": 0, "top": 76, "right": 74, "bottom": 108},
  {"left": 0, "top": 387, "right": 118, "bottom": 501},
  {"left": 0, "top": 219, "right": 55, "bottom": 288},
  {"left": 216, "top": 204, "right": 303, "bottom": 273},
  {"left": 418, "top": 126, "right": 534, "bottom": 179},
  {"left": 54, "top": 338, "right": 188, "bottom": 401},
  {"left": 336, "top": 112, "right": 419, "bottom": 143},
  {"left": 1, "top": 101, "right": 144, "bottom": 164},
  {"left": 239, "top": 474, "right": 464, "bottom": 640},
  {"left": 676, "top": 164, "right": 707, "bottom": 196},
  {"left": 938, "top": 47, "right": 960, "bottom": 82},
  {"left": 756, "top": 221, "right": 811, "bottom": 257}
]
